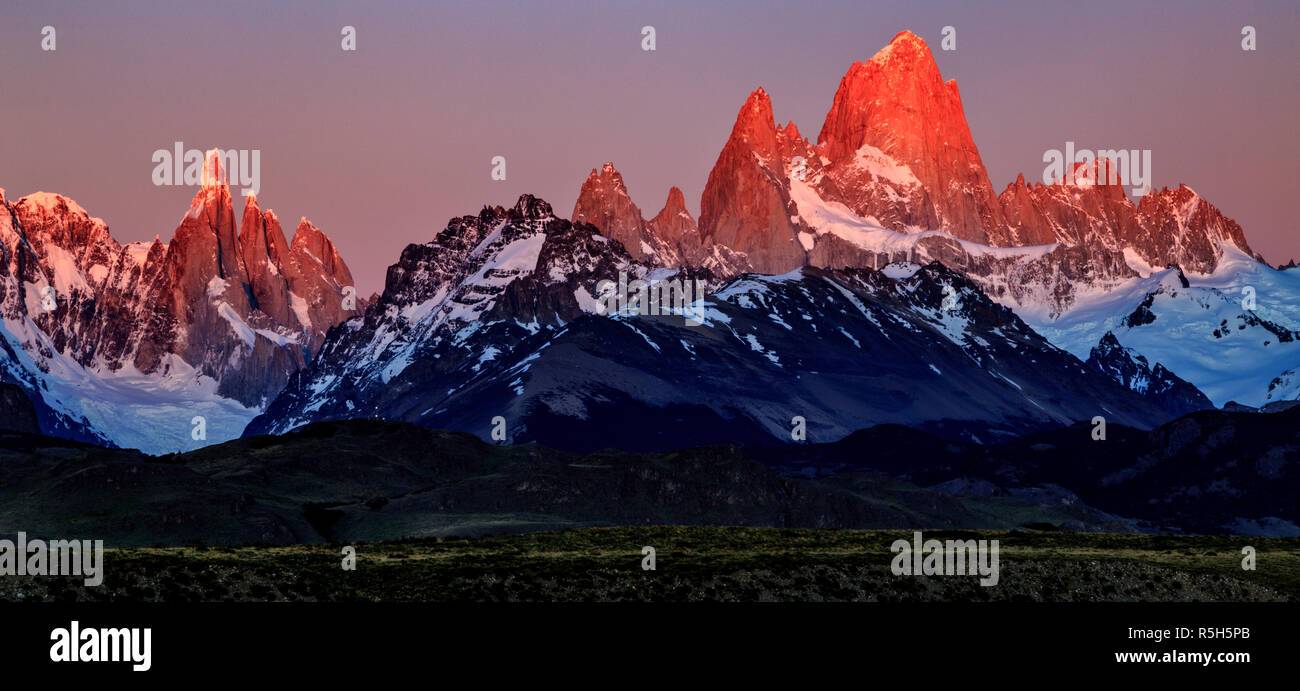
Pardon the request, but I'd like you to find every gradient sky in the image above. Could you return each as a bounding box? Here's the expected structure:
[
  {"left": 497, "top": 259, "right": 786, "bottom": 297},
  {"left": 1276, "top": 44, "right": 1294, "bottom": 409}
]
[{"left": 2, "top": 0, "right": 1296, "bottom": 294}]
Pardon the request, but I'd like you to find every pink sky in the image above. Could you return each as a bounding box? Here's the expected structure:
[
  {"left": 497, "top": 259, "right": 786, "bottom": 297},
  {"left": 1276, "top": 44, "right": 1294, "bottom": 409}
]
[{"left": 2, "top": 0, "right": 1296, "bottom": 293}]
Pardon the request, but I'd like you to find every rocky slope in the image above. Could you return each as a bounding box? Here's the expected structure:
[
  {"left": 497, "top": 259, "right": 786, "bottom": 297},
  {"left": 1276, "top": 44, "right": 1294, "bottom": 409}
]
[
  {"left": 250, "top": 194, "right": 716, "bottom": 437},
  {"left": 0, "top": 296, "right": 109, "bottom": 443},
  {"left": 573, "top": 163, "right": 747, "bottom": 275},
  {"left": 1083, "top": 331, "right": 1213, "bottom": 417}
]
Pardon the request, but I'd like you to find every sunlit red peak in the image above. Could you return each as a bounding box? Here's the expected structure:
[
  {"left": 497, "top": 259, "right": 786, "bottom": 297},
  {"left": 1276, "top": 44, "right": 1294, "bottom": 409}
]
[
  {"left": 1056, "top": 158, "right": 1128, "bottom": 188},
  {"left": 740, "top": 87, "right": 773, "bottom": 122},
  {"left": 871, "top": 30, "right": 933, "bottom": 64},
  {"left": 727, "top": 87, "right": 779, "bottom": 159},
  {"left": 201, "top": 148, "right": 227, "bottom": 188},
  {"left": 588, "top": 162, "right": 627, "bottom": 187},
  {"left": 664, "top": 186, "right": 686, "bottom": 211}
]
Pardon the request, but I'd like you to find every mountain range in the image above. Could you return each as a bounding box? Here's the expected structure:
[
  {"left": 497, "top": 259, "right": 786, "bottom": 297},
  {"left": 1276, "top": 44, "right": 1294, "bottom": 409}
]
[
  {"left": 1, "top": 150, "right": 361, "bottom": 452},
  {"left": 246, "top": 195, "right": 1178, "bottom": 449},
  {"left": 244, "top": 30, "right": 1295, "bottom": 449},
  {"left": 2, "top": 30, "right": 1296, "bottom": 460}
]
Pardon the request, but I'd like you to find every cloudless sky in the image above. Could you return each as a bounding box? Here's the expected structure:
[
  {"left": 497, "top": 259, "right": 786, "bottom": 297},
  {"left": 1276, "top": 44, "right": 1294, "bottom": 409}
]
[{"left": 2, "top": 0, "right": 1296, "bottom": 294}]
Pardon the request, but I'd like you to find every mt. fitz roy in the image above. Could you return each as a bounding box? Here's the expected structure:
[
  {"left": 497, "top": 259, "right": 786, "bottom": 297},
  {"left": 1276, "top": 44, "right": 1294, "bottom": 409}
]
[{"left": 559, "top": 30, "right": 1293, "bottom": 412}]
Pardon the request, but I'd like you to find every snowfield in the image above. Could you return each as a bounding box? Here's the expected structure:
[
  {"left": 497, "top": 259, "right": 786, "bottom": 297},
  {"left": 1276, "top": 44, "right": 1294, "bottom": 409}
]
[
  {"left": 1024, "top": 247, "right": 1300, "bottom": 407},
  {"left": 1, "top": 316, "right": 259, "bottom": 454}
]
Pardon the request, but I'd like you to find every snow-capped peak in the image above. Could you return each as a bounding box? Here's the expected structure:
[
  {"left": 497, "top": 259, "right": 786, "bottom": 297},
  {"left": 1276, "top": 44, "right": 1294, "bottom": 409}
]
[{"left": 18, "top": 191, "right": 92, "bottom": 219}]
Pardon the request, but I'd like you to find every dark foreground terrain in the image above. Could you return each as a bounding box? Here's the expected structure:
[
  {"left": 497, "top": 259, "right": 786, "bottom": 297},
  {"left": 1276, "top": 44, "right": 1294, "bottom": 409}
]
[
  {"left": 2, "top": 405, "right": 1297, "bottom": 546},
  {"left": 0, "top": 420, "right": 1141, "bottom": 546},
  {"left": 1, "top": 527, "right": 1295, "bottom": 602}
]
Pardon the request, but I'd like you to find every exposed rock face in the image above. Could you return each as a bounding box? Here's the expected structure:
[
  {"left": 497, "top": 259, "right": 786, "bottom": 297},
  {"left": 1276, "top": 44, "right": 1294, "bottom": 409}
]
[
  {"left": 1084, "top": 331, "right": 1214, "bottom": 417},
  {"left": 1133, "top": 184, "right": 1255, "bottom": 275},
  {"left": 130, "top": 150, "right": 364, "bottom": 405},
  {"left": 139, "top": 153, "right": 285, "bottom": 404},
  {"left": 996, "top": 161, "right": 1257, "bottom": 275},
  {"left": 239, "top": 197, "right": 295, "bottom": 327},
  {"left": 996, "top": 174, "right": 1061, "bottom": 247},
  {"left": 284, "top": 218, "right": 359, "bottom": 351},
  {"left": 3, "top": 191, "right": 151, "bottom": 369},
  {"left": 573, "top": 162, "right": 747, "bottom": 276},
  {"left": 816, "top": 30, "right": 1002, "bottom": 242},
  {"left": 237, "top": 201, "right": 364, "bottom": 352},
  {"left": 572, "top": 164, "right": 652, "bottom": 261},
  {"left": 699, "top": 88, "right": 804, "bottom": 274},
  {"left": 0, "top": 150, "right": 361, "bottom": 445},
  {"left": 648, "top": 186, "right": 701, "bottom": 261}
]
